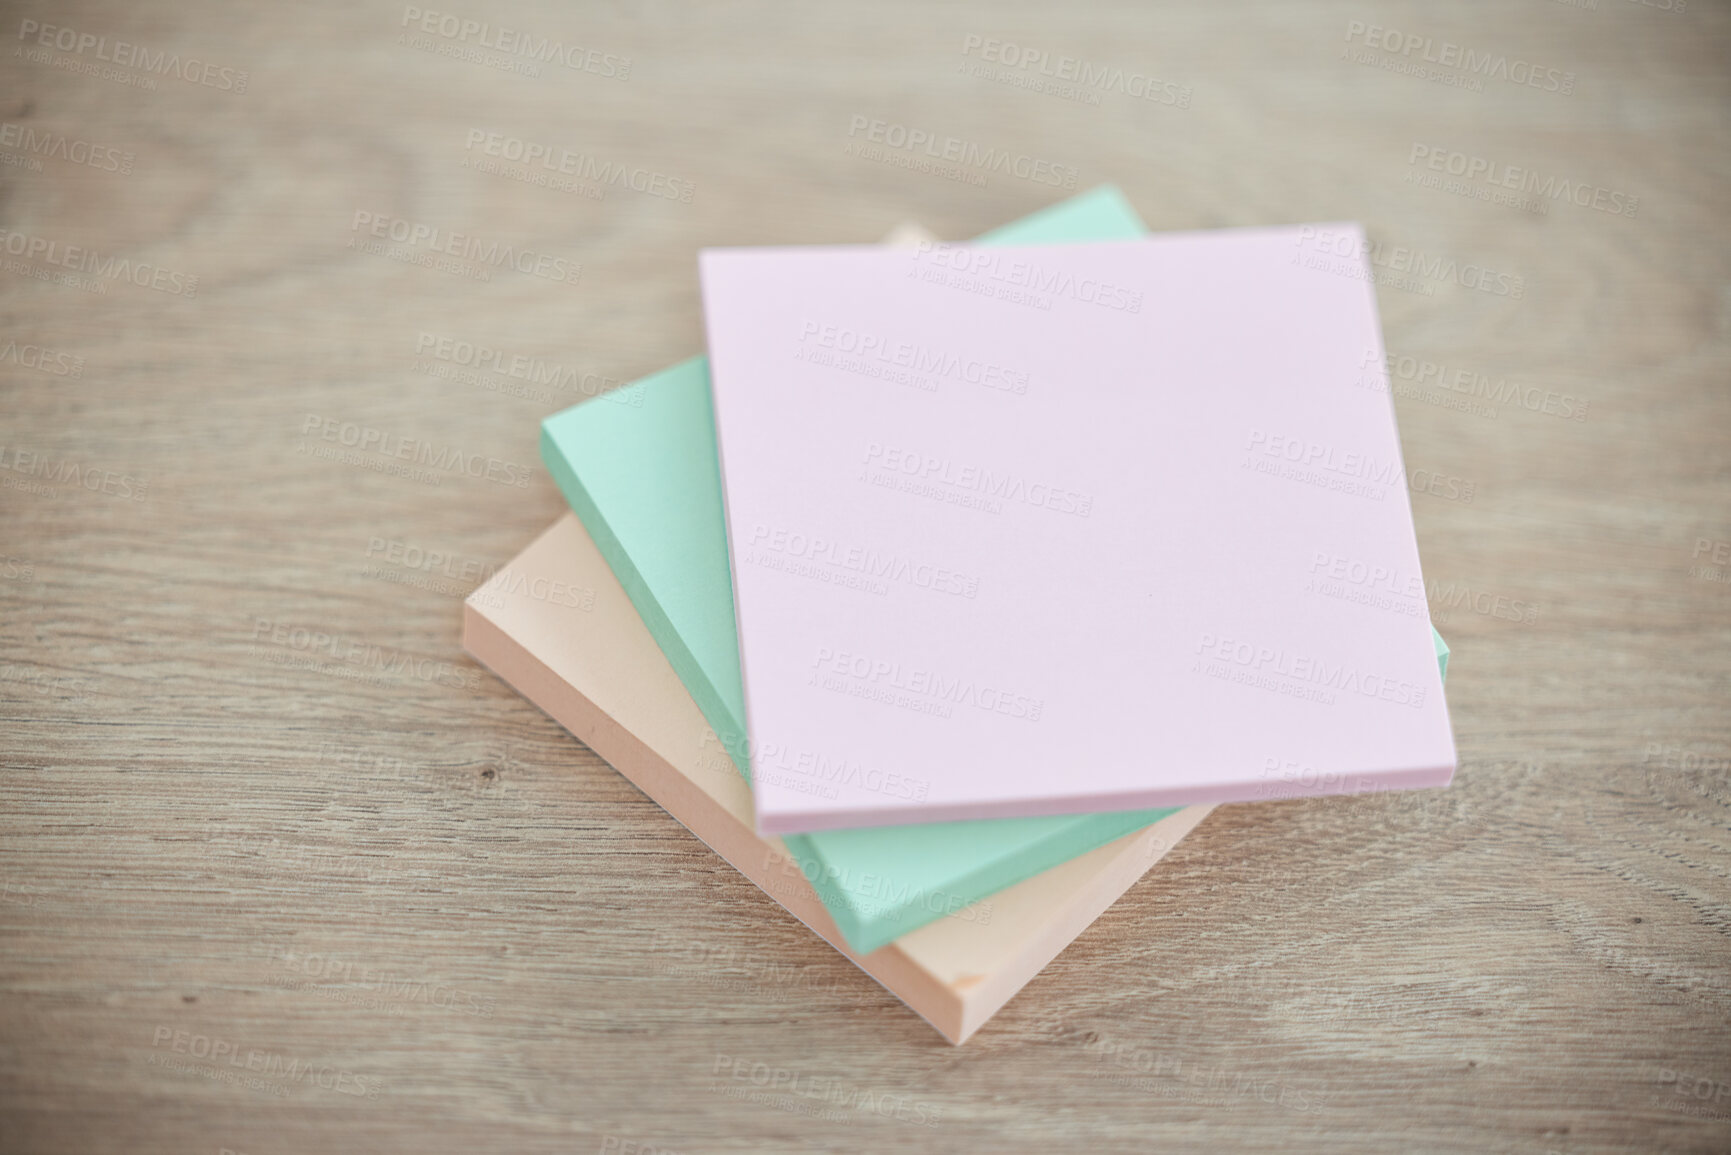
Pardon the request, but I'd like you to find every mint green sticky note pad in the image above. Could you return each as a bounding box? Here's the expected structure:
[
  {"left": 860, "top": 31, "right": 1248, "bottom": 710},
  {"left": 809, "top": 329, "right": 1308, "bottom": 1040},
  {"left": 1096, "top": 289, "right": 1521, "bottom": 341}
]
[{"left": 542, "top": 187, "right": 1451, "bottom": 954}]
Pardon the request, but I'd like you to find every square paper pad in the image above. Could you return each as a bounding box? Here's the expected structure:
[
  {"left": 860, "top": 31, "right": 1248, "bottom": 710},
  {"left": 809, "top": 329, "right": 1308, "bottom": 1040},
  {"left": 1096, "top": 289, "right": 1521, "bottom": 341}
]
[
  {"left": 701, "top": 228, "right": 1456, "bottom": 833},
  {"left": 463, "top": 514, "right": 1214, "bottom": 1043}
]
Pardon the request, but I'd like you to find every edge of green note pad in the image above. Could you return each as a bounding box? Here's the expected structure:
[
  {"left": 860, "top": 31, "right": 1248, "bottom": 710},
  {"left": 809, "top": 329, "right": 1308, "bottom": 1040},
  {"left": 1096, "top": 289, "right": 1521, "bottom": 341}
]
[{"left": 541, "top": 186, "right": 1451, "bottom": 955}]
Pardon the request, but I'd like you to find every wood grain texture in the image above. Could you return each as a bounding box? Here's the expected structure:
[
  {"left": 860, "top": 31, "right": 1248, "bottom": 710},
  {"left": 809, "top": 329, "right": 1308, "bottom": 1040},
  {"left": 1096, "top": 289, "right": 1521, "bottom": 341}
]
[{"left": 1, "top": 1, "right": 1727, "bottom": 1151}]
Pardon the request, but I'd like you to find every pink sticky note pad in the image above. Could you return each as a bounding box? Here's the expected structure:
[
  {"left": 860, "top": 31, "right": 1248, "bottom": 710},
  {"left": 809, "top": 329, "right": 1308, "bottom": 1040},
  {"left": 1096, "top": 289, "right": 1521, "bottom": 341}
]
[{"left": 700, "top": 226, "right": 1456, "bottom": 835}]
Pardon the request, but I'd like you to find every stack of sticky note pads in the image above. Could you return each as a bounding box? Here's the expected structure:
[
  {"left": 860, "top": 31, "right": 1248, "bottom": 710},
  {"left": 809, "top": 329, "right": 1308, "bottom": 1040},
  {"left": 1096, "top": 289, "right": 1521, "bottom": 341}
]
[{"left": 464, "top": 187, "right": 1454, "bottom": 1043}]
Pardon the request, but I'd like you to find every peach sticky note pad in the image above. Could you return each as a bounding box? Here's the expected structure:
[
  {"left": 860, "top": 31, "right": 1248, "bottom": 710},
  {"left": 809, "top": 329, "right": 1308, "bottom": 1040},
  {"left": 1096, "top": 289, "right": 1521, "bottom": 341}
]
[{"left": 464, "top": 514, "right": 1211, "bottom": 1043}]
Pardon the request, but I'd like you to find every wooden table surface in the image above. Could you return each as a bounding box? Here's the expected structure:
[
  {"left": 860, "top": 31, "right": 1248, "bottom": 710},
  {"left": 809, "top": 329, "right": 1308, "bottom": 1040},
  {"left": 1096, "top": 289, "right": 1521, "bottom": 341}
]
[{"left": 2, "top": 1, "right": 1728, "bottom": 1151}]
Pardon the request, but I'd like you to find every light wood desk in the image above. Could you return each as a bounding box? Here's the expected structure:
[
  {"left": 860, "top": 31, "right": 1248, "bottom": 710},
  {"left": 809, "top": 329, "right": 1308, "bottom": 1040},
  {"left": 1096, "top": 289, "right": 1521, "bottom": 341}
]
[{"left": 2, "top": 1, "right": 1727, "bottom": 1150}]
